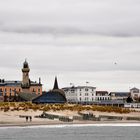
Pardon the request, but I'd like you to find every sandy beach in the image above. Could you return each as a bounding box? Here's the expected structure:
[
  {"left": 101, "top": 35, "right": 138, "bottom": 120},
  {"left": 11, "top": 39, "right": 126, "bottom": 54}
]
[{"left": 0, "top": 109, "right": 140, "bottom": 127}]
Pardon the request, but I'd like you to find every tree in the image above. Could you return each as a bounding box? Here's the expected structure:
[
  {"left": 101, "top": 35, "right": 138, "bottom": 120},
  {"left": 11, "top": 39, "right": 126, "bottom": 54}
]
[{"left": 126, "top": 96, "right": 133, "bottom": 103}]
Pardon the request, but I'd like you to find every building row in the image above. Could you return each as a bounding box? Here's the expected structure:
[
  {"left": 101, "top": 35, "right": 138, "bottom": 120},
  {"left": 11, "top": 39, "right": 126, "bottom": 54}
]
[
  {"left": 0, "top": 60, "right": 66, "bottom": 103},
  {"left": 0, "top": 60, "right": 140, "bottom": 105},
  {"left": 62, "top": 86, "right": 140, "bottom": 104}
]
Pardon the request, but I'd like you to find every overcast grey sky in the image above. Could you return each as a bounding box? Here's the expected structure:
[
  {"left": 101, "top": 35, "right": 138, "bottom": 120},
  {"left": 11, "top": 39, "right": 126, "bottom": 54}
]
[{"left": 0, "top": 0, "right": 140, "bottom": 91}]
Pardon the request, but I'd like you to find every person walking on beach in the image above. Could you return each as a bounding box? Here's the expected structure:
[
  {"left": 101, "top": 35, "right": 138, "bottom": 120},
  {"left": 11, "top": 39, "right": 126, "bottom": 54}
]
[
  {"left": 29, "top": 116, "right": 32, "bottom": 122},
  {"left": 26, "top": 116, "right": 28, "bottom": 122}
]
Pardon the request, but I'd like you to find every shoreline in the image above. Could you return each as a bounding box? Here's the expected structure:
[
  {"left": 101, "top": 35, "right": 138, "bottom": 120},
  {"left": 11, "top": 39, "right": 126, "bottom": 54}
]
[{"left": 1, "top": 120, "right": 140, "bottom": 127}]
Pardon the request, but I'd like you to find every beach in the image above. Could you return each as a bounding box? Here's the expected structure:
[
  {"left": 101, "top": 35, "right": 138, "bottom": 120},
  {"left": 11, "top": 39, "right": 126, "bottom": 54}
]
[{"left": 1, "top": 109, "right": 140, "bottom": 127}]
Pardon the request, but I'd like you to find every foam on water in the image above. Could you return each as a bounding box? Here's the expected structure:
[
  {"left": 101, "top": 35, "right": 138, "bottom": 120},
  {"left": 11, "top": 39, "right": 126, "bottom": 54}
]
[
  {"left": 25, "top": 123, "right": 140, "bottom": 128},
  {"left": 0, "top": 123, "right": 140, "bottom": 129}
]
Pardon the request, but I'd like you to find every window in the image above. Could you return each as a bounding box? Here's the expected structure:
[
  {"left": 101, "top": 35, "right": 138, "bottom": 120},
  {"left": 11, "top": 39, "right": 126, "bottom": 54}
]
[
  {"left": 133, "top": 90, "right": 139, "bottom": 93},
  {"left": 79, "top": 93, "right": 81, "bottom": 96},
  {"left": 10, "top": 88, "right": 12, "bottom": 93},
  {"left": 33, "top": 88, "right": 36, "bottom": 92},
  {"left": 38, "top": 89, "right": 40, "bottom": 95},
  {"left": 134, "top": 94, "right": 138, "bottom": 97},
  {"left": 10, "top": 89, "right": 12, "bottom": 96},
  {"left": 85, "top": 97, "right": 89, "bottom": 101},
  {"left": 0, "top": 89, "right": 2, "bottom": 96},
  {"left": 85, "top": 88, "right": 88, "bottom": 91},
  {"left": 79, "top": 97, "right": 81, "bottom": 101},
  {"left": 4, "top": 89, "right": 7, "bottom": 96},
  {"left": 71, "top": 90, "right": 75, "bottom": 93}
]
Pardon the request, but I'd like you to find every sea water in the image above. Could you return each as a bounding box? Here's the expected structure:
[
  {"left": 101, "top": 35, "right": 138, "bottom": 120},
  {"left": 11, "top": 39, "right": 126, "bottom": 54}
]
[{"left": 0, "top": 124, "right": 140, "bottom": 140}]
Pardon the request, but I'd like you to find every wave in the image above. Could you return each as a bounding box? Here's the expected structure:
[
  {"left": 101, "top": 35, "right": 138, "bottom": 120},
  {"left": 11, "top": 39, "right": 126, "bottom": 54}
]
[{"left": 0, "top": 123, "right": 140, "bottom": 129}]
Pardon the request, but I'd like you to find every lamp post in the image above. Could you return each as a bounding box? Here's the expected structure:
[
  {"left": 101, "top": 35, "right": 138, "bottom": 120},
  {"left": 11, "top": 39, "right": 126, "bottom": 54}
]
[
  {"left": 86, "top": 81, "right": 89, "bottom": 87},
  {"left": 70, "top": 83, "right": 76, "bottom": 104}
]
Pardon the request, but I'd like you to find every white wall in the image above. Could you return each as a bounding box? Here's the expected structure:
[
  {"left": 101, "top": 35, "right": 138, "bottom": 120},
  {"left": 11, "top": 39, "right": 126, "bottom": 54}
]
[{"left": 63, "top": 86, "right": 110, "bottom": 103}]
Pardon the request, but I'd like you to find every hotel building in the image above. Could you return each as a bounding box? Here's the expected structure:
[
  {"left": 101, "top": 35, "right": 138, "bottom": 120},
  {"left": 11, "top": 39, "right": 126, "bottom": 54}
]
[{"left": 62, "top": 86, "right": 110, "bottom": 103}]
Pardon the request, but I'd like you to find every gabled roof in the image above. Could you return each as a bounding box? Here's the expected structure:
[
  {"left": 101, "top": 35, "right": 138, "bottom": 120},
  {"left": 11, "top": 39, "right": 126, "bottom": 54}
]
[{"left": 130, "top": 87, "right": 139, "bottom": 90}]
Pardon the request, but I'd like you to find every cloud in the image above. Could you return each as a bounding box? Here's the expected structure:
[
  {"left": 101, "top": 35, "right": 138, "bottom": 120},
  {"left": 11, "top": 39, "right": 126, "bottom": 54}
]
[
  {"left": 0, "top": 0, "right": 140, "bottom": 91},
  {"left": 0, "top": 0, "right": 140, "bottom": 36},
  {"left": 0, "top": 32, "right": 140, "bottom": 91},
  {"left": 0, "top": 32, "right": 140, "bottom": 73}
]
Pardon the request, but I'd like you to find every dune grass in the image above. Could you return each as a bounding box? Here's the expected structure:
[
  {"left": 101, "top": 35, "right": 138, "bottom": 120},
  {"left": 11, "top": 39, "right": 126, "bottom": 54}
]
[{"left": 0, "top": 102, "right": 131, "bottom": 114}]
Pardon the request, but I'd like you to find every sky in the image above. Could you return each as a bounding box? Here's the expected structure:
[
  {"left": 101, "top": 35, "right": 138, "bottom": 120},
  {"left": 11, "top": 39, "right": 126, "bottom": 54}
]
[{"left": 0, "top": 0, "right": 140, "bottom": 91}]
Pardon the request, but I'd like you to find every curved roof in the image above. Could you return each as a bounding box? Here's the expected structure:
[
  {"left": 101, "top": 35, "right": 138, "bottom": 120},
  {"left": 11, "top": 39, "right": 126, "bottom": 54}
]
[
  {"left": 51, "top": 89, "right": 65, "bottom": 97},
  {"left": 32, "top": 76, "right": 67, "bottom": 104},
  {"left": 32, "top": 90, "right": 67, "bottom": 104}
]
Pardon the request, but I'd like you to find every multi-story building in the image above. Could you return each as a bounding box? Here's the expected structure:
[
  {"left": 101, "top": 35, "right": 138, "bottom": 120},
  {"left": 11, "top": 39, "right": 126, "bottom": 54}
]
[
  {"left": 62, "top": 86, "right": 110, "bottom": 103},
  {"left": 62, "top": 86, "right": 96, "bottom": 103},
  {"left": 0, "top": 60, "right": 42, "bottom": 101}
]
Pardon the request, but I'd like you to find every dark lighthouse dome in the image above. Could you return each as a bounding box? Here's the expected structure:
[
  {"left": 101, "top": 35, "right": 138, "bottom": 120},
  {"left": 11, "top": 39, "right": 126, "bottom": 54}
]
[{"left": 23, "top": 59, "right": 29, "bottom": 68}]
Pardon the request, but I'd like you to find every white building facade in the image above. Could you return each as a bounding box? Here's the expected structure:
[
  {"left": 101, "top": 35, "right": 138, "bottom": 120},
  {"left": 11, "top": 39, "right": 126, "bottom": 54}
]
[
  {"left": 62, "top": 86, "right": 110, "bottom": 103},
  {"left": 130, "top": 87, "right": 140, "bottom": 101}
]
